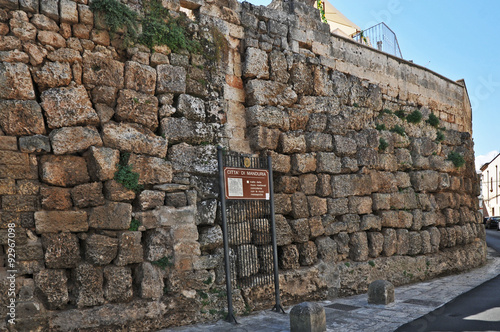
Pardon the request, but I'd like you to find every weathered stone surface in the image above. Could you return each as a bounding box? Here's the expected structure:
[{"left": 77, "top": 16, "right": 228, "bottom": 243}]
[
  {"left": 103, "top": 266, "right": 133, "bottom": 303},
  {"left": 87, "top": 146, "right": 120, "bottom": 182},
  {"left": 143, "top": 228, "right": 172, "bottom": 261},
  {"left": 348, "top": 196, "right": 372, "bottom": 215},
  {"left": 291, "top": 192, "right": 309, "bottom": 219},
  {"left": 114, "top": 231, "right": 143, "bottom": 266},
  {"left": 104, "top": 180, "right": 136, "bottom": 202},
  {"left": 136, "top": 190, "right": 165, "bottom": 210},
  {"left": 349, "top": 232, "right": 368, "bottom": 261},
  {"left": 161, "top": 117, "right": 214, "bottom": 145},
  {"left": 243, "top": 47, "right": 269, "bottom": 79},
  {"left": 246, "top": 105, "right": 289, "bottom": 130},
  {"left": 124, "top": 61, "right": 156, "bottom": 95},
  {"left": 292, "top": 153, "right": 317, "bottom": 173},
  {"left": 367, "top": 232, "right": 384, "bottom": 258},
  {"left": 410, "top": 170, "right": 440, "bottom": 192},
  {"left": 91, "top": 86, "right": 118, "bottom": 107},
  {"left": 41, "top": 84, "right": 99, "bottom": 129},
  {"left": 168, "top": 143, "right": 217, "bottom": 175},
  {"left": 368, "top": 280, "right": 394, "bottom": 305},
  {"left": 275, "top": 214, "right": 293, "bottom": 246},
  {"left": 249, "top": 126, "right": 280, "bottom": 150},
  {"left": 40, "top": 155, "right": 90, "bottom": 187},
  {"left": 50, "top": 126, "right": 103, "bottom": 155},
  {"left": 297, "top": 241, "right": 318, "bottom": 266},
  {"left": 177, "top": 93, "right": 205, "bottom": 121},
  {"left": 0, "top": 100, "right": 45, "bottom": 135},
  {"left": 382, "top": 228, "right": 397, "bottom": 257},
  {"left": 196, "top": 199, "right": 217, "bottom": 226},
  {"left": 37, "top": 31, "right": 66, "bottom": 48},
  {"left": 135, "top": 262, "right": 164, "bottom": 299},
  {"left": 290, "top": 302, "right": 326, "bottom": 332},
  {"left": 19, "top": 135, "right": 50, "bottom": 153},
  {"left": 34, "top": 269, "right": 69, "bottom": 310},
  {"left": 165, "top": 192, "right": 187, "bottom": 207},
  {"left": 71, "top": 182, "right": 106, "bottom": 208},
  {"left": 308, "top": 196, "right": 327, "bottom": 217},
  {"left": 84, "top": 234, "right": 118, "bottom": 265},
  {"left": 42, "top": 232, "right": 81, "bottom": 268},
  {"left": 2, "top": 194, "right": 38, "bottom": 212},
  {"left": 35, "top": 210, "right": 88, "bottom": 233},
  {"left": 74, "top": 263, "right": 104, "bottom": 308},
  {"left": 33, "top": 61, "right": 72, "bottom": 90},
  {"left": 82, "top": 51, "right": 124, "bottom": 88},
  {"left": 279, "top": 244, "right": 299, "bottom": 269},
  {"left": 236, "top": 244, "right": 259, "bottom": 277},
  {"left": 157, "top": 64, "right": 186, "bottom": 94},
  {"left": 128, "top": 154, "right": 173, "bottom": 185},
  {"left": 102, "top": 122, "right": 168, "bottom": 158},
  {"left": 246, "top": 79, "right": 298, "bottom": 107},
  {"left": 280, "top": 132, "right": 306, "bottom": 154},
  {"left": 289, "top": 217, "right": 310, "bottom": 243},
  {"left": 306, "top": 132, "right": 333, "bottom": 152},
  {"left": 115, "top": 89, "right": 159, "bottom": 131},
  {"left": 89, "top": 202, "right": 132, "bottom": 230},
  {"left": 0, "top": 61, "right": 35, "bottom": 100},
  {"left": 199, "top": 225, "right": 223, "bottom": 251},
  {"left": 40, "top": 186, "right": 72, "bottom": 210}
]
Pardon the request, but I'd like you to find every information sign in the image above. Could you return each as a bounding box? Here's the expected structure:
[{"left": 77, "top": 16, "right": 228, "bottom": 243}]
[{"left": 223, "top": 167, "right": 270, "bottom": 200}]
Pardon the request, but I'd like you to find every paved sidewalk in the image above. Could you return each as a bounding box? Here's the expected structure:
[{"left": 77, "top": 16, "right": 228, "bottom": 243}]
[{"left": 164, "top": 247, "right": 500, "bottom": 332}]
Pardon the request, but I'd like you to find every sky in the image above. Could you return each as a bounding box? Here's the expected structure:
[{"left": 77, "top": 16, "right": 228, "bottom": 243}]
[{"left": 246, "top": 0, "right": 500, "bottom": 171}]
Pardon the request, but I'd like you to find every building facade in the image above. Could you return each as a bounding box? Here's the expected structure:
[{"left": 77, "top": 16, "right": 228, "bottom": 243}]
[{"left": 480, "top": 154, "right": 500, "bottom": 217}]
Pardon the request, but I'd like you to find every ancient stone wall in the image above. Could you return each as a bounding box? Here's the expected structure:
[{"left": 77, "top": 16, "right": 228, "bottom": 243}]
[{"left": 0, "top": 0, "right": 485, "bottom": 330}]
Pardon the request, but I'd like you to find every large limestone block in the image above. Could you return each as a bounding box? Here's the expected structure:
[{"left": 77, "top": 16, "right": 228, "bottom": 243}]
[
  {"left": 247, "top": 105, "right": 289, "bottom": 130},
  {"left": 84, "top": 234, "right": 118, "bottom": 265},
  {"left": 37, "top": 31, "right": 66, "bottom": 48},
  {"left": 34, "top": 269, "right": 69, "bottom": 310},
  {"left": 71, "top": 182, "right": 105, "bottom": 208},
  {"left": 35, "top": 210, "right": 88, "bottom": 233},
  {"left": 156, "top": 64, "right": 186, "bottom": 94},
  {"left": 82, "top": 51, "right": 124, "bottom": 88},
  {"left": 135, "top": 262, "right": 163, "bottom": 299},
  {"left": 144, "top": 228, "right": 173, "bottom": 261},
  {"left": 87, "top": 146, "right": 120, "bottom": 182},
  {"left": 42, "top": 232, "right": 81, "bottom": 268},
  {"left": 177, "top": 93, "right": 205, "bottom": 121},
  {"left": 167, "top": 143, "right": 217, "bottom": 175},
  {"left": 124, "top": 61, "right": 156, "bottom": 95},
  {"left": 0, "top": 100, "right": 45, "bottom": 135},
  {"left": 102, "top": 122, "right": 168, "bottom": 158},
  {"left": 114, "top": 231, "right": 143, "bottom": 266},
  {"left": 50, "top": 126, "right": 103, "bottom": 154},
  {"left": 73, "top": 263, "right": 105, "bottom": 308},
  {"left": 279, "top": 244, "right": 300, "bottom": 269},
  {"left": 89, "top": 201, "right": 132, "bottom": 230},
  {"left": 40, "top": 84, "right": 99, "bottom": 128},
  {"left": 40, "top": 155, "right": 90, "bottom": 187},
  {"left": 129, "top": 154, "right": 173, "bottom": 185},
  {"left": 243, "top": 47, "right": 269, "bottom": 79},
  {"left": 115, "top": 89, "right": 159, "bottom": 131},
  {"left": 246, "top": 79, "right": 297, "bottom": 107},
  {"left": 0, "top": 62, "right": 35, "bottom": 100},
  {"left": 103, "top": 266, "right": 133, "bottom": 303},
  {"left": 60, "top": 0, "right": 79, "bottom": 24},
  {"left": 33, "top": 61, "right": 72, "bottom": 90},
  {"left": 160, "top": 117, "right": 214, "bottom": 145}
]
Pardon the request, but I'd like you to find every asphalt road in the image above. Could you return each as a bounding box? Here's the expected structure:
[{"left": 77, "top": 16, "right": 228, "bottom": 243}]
[{"left": 395, "top": 229, "right": 500, "bottom": 332}]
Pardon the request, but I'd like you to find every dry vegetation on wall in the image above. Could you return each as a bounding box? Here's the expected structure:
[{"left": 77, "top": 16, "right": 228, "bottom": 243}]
[{"left": 0, "top": 0, "right": 485, "bottom": 330}]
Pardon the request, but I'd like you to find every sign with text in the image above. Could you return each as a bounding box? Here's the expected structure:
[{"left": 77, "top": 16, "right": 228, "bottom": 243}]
[{"left": 223, "top": 167, "right": 270, "bottom": 200}]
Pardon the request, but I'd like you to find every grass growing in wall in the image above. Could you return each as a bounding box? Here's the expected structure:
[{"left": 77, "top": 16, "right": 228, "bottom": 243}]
[
  {"left": 152, "top": 256, "right": 174, "bottom": 269},
  {"left": 90, "top": 0, "right": 139, "bottom": 45},
  {"left": 378, "top": 138, "right": 389, "bottom": 151},
  {"left": 375, "top": 124, "right": 386, "bottom": 131},
  {"left": 406, "top": 110, "right": 422, "bottom": 124},
  {"left": 426, "top": 112, "right": 440, "bottom": 128},
  {"left": 390, "top": 125, "right": 406, "bottom": 136},
  {"left": 436, "top": 130, "right": 445, "bottom": 142},
  {"left": 447, "top": 151, "right": 466, "bottom": 168},
  {"left": 114, "top": 153, "right": 144, "bottom": 193},
  {"left": 394, "top": 110, "right": 406, "bottom": 120},
  {"left": 129, "top": 218, "right": 140, "bottom": 231},
  {"left": 91, "top": 0, "right": 203, "bottom": 53}
]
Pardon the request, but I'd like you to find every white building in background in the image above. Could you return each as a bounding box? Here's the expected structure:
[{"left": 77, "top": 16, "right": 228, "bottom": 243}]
[{"left": 480, "top": 153, "right": 500, "bottom": 217}]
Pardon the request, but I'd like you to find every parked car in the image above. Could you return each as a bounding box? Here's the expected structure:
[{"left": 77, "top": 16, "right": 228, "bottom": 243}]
[{"left": 486, "top": 217, "right": 500, "bottom": 229}]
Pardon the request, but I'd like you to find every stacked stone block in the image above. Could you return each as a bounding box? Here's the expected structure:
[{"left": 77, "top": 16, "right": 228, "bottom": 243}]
[{"left": 0, "top": 0, "right": 485, "bottom": 330}]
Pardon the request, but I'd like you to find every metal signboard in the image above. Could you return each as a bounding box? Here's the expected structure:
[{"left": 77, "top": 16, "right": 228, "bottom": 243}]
[{"left": 223, "top": 167, "right": 270, "bottom": 200}]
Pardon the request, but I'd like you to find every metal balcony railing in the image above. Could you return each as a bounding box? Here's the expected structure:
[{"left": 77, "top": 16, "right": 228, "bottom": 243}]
[{"left": 353, "top": 22, "right": 403, "bottom": 59}]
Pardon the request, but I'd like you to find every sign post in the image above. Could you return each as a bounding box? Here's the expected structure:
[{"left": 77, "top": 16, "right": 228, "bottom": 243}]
[{"left": 217, "top": 147, "right": 284, "bottom": 324}]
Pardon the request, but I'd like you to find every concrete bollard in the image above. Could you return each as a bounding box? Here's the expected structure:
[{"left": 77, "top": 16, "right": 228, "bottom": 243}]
[
  {"left": 368, "top": 280, "right": 395, "bottom": 305},
  {"left": 289, "top": 302, "right": 326, "bottom": 332}
]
